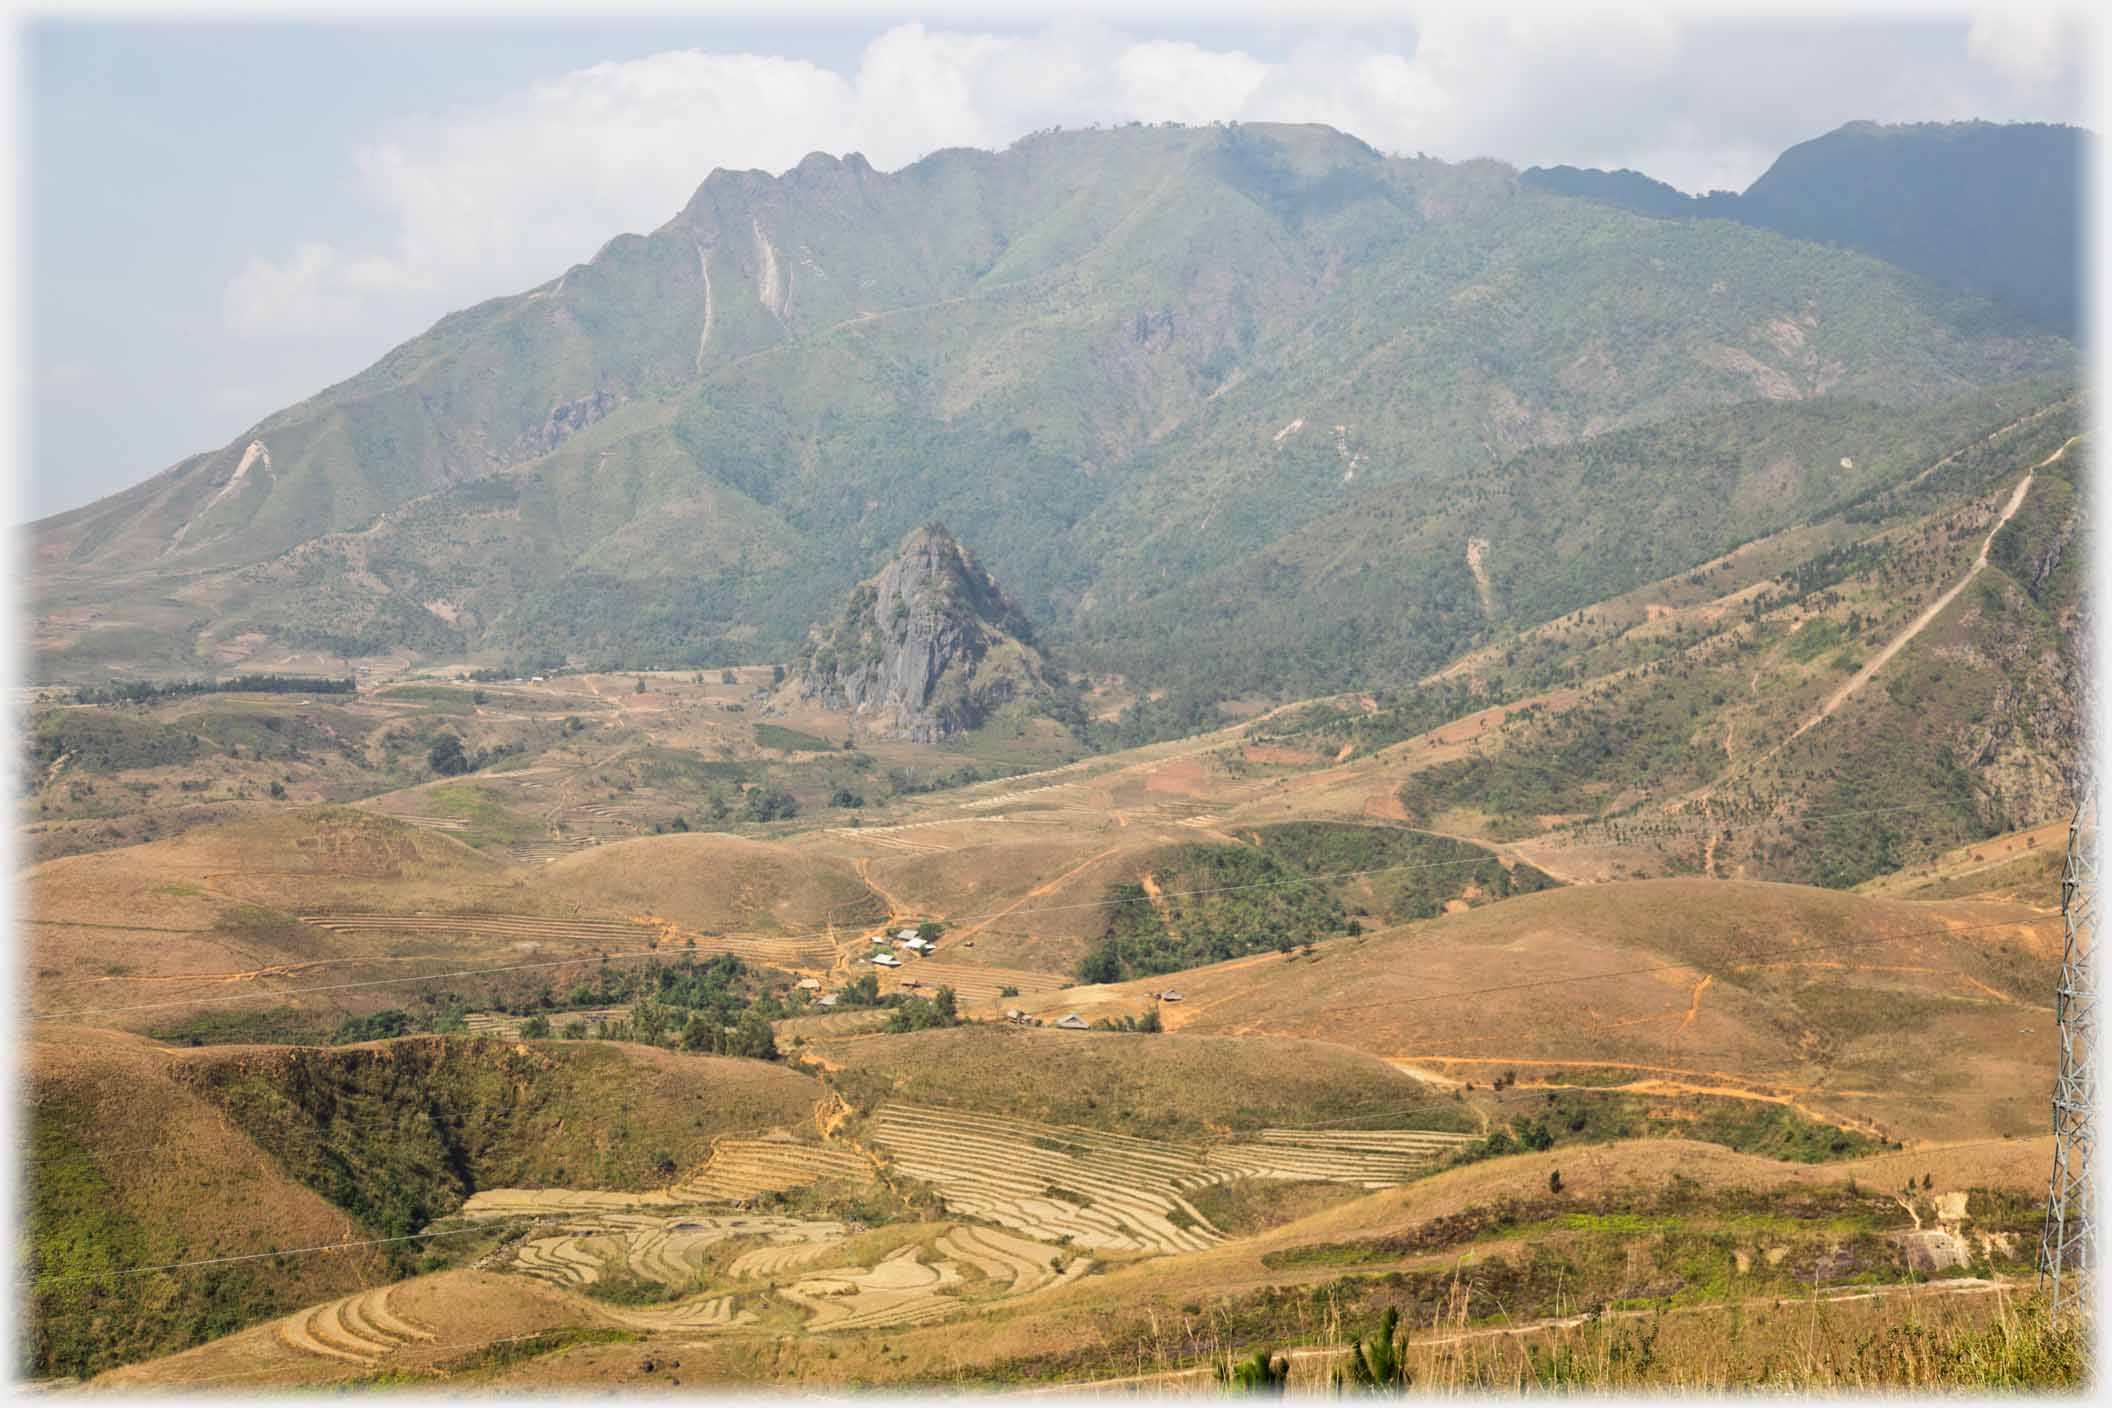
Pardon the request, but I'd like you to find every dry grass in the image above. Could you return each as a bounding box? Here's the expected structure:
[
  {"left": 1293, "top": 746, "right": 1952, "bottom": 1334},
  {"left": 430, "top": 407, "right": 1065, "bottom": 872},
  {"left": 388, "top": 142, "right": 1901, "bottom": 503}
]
[
  {"left": 815, "top": 1026, "right": 1456, "bottom": 1141},
  {"left": 522, "top": 833, "right": 884, "bottom": 937},
  {"left": 1014, "top": 877, "right": 2057, "bottom": 1144}
]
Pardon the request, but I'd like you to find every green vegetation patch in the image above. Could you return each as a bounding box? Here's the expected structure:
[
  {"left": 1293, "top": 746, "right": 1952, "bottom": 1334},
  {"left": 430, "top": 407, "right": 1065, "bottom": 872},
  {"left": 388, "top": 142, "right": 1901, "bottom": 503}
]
[
  {"left": 1076, "top": 844, "right": 1349, "bottom": 982},
  {"left": 175, "top": 1037, "right": 817, "bottom": 1242},
  {"left": 754, "top": 723, "right": 833, "bottom": 752},
  {"left": 23, "top": 1111, "right": 353, "bottom": 1382},
  {"left": 30, "top": 710, "right": 202, "bottom": 774},
  {"left": 1445, "top": 1089, "right": 1886, "bottom": 1167},
  {"left": 1248, "top": 821, "right": 1558, "bottom": 923}
]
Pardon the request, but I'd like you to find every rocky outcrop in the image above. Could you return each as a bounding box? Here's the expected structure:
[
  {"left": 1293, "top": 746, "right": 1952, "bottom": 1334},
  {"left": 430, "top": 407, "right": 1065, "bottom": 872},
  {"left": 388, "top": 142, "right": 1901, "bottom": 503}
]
[
  {"left": 797, "top": 524, "right": 1048, "bottom": 742},
  {"left": 503, "top": 390, "right": 622, "bottom": 464}
]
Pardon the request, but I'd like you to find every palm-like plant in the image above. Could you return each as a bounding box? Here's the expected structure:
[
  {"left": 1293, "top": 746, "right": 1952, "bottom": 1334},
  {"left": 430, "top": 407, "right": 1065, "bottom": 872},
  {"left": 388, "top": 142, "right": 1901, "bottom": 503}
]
[
  {"left": 1336, "top": 1306, "right": 1412, "bottom": 1390},
  {"left": 1217, "top": 1348, "right": 1290, "bottom": 1393}
]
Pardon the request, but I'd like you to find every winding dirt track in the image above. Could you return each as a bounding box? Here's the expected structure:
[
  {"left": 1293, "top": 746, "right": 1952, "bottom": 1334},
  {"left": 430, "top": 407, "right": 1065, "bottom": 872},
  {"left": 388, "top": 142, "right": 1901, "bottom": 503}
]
[
  {"left": 1651, "top": 447, "right": 2065, "bottom": 829},
  {"left": 1785, "top": 466, "right": 2039, "bottom": 747}
]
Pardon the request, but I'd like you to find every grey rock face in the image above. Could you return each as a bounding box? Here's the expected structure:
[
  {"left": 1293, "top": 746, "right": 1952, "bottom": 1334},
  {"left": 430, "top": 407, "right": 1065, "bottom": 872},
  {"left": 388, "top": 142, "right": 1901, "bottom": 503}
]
[{"left": 800, "top": 524, "right": 1044, "bottom": 742}]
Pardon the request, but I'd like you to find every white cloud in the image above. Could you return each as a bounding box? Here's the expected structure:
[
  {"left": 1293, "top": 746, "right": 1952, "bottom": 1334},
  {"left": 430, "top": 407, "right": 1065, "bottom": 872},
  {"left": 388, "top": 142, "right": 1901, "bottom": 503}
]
[
  {"left": 1967, "top": 7, "right": 2085, "bottom": 86},
  {"left": 223, "top": 13, "right": 2097, "bottom": 342}
]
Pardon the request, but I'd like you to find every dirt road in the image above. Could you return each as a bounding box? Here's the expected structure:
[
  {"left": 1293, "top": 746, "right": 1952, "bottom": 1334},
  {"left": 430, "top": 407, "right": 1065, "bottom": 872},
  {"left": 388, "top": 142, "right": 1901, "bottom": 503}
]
[{"left": 1785, "top": 466, "right": 2039, "bottom": 747}]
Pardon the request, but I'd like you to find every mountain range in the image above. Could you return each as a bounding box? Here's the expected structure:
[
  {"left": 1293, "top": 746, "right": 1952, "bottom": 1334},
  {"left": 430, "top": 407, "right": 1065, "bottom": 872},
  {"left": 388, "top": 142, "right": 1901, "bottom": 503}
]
[{"left": 32, "top": 119, "right": 2082, "bottom": 709}]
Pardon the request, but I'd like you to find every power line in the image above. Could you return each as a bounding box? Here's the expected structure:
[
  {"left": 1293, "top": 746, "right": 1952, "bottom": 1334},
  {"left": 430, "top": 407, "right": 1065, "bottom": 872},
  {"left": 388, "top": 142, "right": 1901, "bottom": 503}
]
[
  {"left": 24, "top": 1130, "right": 2044, "bottom": 1306},
  {"left": 26, "top": 1218, "right": 536, "bottom": 1288}
]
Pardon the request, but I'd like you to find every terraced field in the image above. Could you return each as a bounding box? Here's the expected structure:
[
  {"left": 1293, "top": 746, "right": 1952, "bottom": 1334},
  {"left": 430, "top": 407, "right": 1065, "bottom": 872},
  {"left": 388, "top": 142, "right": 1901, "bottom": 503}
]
[
  {"left": 867, "top": 1105, "right": 1226, "bottom": 1254},
  {"left": 1203, "top": 1129, "right": 1480, "bottom": 1187},
  {"left": 685, "top": 933, "right": 837, "bottom": 969},
  {"left": 667, "top": 1137, "right": 874, "bottom": 1202},
  {"left": 780, "top": 1243, "right": 965, "bottom": 1331},
  {"left": 936, "top": 1224, "right": 1089, "bottom": 1299},
  {"left": 481, "top": 1202, "right": 1087, "bottom": 1338},
  {"left": 460, "top": 1139, "right": 872, "bottom": 1219},
  {"left": 774, "top": 1008, "right": 893, "bottom": 1040},
  {"left": 598, "top": 1293, "right": 757, "bottom": 1333},
  {"left": 463, "top": 1005, "right": 628, "bottom": 1037},
  {"left": 873, "top": 960, "right": 1071, "bottom": 1004},
  {"left": 504, "top": 1212, "right": 845, "bottom": 1291},
  {"left": 273, "top": 1284, "right": 436, "bottom": 1368},
  {"left": 361, "top": 810, "right": 470, "bottom": 834},
  {"left": 728, "top": 1237, "right": 851, "bottom": 1280},
  {"left": 868, "top": 1105, "right": 1474, "bottom": 1254}
]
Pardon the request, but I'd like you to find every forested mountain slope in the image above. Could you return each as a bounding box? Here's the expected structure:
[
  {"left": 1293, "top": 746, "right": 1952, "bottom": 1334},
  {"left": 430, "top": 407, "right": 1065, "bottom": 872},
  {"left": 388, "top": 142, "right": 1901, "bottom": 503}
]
[
  {"left": 1524, "top": 120, "right": 2088, "bottom": 337},
  {"left": 32, "top": 122, "right": 2074, "bottom": 690}
]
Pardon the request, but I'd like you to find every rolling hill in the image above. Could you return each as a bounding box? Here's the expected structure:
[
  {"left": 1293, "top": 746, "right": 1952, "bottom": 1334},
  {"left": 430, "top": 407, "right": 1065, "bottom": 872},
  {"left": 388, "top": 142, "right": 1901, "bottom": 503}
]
[{"left": 1014, "top": 877, "right": 2058, "bottom": 1144}]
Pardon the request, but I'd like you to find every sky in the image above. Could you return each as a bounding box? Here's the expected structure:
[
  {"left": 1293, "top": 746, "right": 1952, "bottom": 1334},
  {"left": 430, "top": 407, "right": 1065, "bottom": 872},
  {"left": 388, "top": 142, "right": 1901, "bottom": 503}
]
[{"left": 21, "top": 3, "right": 2103, "bottom": 522}]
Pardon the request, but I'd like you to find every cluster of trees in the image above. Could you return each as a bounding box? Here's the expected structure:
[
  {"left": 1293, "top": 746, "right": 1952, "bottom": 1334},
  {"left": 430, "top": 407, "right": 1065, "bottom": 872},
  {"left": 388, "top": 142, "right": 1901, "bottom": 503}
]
[
  {"left": 1076, "top": 845, "right": 1352, "bottom": 982},
  {"left": 74, "top": 674, "right": 357, "bottom": 705},
  {"left": 482, "top": 951, "right": 786, "bottom": 1060},
  {"left": 426, "top": 734, "right": 523, "bottom": 777},
  {"left": 885, "top": 762, "right": 1030, "bottom": 796},
  {"left": 885, "top": 985, "right": 961, "bottom": 1033}
]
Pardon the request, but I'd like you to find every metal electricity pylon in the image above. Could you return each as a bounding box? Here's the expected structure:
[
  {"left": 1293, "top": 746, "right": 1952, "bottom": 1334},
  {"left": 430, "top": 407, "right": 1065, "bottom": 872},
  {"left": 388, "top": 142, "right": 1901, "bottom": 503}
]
[{"left": 2040, "top": 772, "right": 2096, "bottom": 1312}]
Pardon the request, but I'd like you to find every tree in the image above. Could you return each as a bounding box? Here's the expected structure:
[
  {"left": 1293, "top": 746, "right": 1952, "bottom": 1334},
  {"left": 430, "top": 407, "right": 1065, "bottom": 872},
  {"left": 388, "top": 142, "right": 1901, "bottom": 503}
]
[
  {"left": 635, "top": 677, "right": 647, "bottom": 694},
  {"left": 519, "top": 1015, "right": 553, "bottom": 1039},
  {"left": 630, "top": 998, "right": 669, "bottom": 1045},
  {"left": 1337, "top": 1306, "right": 1410, "bottom": 1390},
  {"left": 721, "top": 668, "right": 737, "bottom": 684},
  {"left": 1076, "top": 940, "right": 1122, "bottom": 985},
  {"left": 771, "top": 664, "right": 786, "bottom": 686},
  {"left": 727, "top": 1008, "right": 779, "bottom": 1061},
  {"left": 428, "top": 734, "right": 469, "bottom": 776},
  {"left": 741, "top": 788, "right": 798, "bottom": 823},
  {"left": 1139, "top": 1004, "right": 1164, "bottom": 1033},
  {"left": 1549, "top": 1169, "right": 1564, "bottom": 1195}
]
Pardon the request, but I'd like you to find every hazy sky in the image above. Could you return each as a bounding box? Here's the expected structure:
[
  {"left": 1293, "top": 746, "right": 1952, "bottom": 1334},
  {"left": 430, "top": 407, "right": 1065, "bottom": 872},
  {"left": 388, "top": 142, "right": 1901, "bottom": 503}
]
[{"left": 25, "top": 4, "right": 2100, "bottom": 522}]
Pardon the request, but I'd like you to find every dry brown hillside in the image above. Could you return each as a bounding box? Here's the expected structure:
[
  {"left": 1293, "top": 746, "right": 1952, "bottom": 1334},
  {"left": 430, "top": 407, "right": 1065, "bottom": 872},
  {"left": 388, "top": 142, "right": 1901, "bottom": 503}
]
[{"left": 1015, "top": 878, "right": 2057, "bottom": 1143}]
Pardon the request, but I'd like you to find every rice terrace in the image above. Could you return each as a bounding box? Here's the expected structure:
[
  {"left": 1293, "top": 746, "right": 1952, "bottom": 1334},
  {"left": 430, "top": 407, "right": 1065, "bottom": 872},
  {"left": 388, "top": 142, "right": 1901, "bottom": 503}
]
[{"left": 15, "top": 14, "right": 2101, "bottom": 1397}]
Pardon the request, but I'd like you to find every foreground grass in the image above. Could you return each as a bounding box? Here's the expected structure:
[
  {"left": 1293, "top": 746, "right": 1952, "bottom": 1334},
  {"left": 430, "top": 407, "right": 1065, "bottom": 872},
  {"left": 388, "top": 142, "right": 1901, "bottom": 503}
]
[
  {"left": 1261, "top": 1288, "right": 2086, "bottom": 1392},
  {"left": 926, "top": 1283, "right": 2080, "bottom": 1393},
  {"left": 913, "top": 1173, "right": 2054, "bottom": 1391}
]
